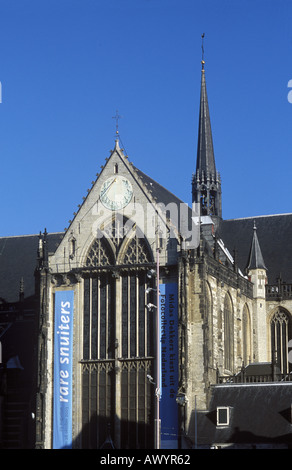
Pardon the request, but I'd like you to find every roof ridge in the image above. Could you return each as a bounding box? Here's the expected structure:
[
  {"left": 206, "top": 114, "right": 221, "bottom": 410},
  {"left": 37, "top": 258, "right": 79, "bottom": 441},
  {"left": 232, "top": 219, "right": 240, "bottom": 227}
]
[
  {"left": 0, "top": 231, "right": 64, "bottom": 239},
  {"left": 225, "top": 213, "right": 292, "bottom": 222}
]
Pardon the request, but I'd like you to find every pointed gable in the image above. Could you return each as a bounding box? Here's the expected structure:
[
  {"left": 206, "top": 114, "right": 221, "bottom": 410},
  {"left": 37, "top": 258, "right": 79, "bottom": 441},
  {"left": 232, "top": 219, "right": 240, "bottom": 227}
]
[{"left": 49, "top": 139, "right": 186, "bottom": 271}]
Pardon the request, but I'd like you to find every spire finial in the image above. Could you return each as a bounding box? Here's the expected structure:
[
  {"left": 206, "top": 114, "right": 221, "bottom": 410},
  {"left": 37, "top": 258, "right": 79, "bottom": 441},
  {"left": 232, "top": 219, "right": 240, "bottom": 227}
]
[
  {"left": 201, "top": 33, "right": 205, "bottom": 70},
  {"left": 112, "top": 110, "right": 122, "bottom": 139}
]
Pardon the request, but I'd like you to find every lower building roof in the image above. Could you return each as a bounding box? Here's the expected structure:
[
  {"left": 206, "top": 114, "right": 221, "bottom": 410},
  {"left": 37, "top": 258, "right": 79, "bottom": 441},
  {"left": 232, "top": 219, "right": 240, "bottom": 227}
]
[
  {"left": 0, "top": 211, "right": 291, "bottom": 304},
  {"left": 195, "top": 382, "right": 292, "bottom": 448},
  {"left": 0, "top": 233, "right": 63, "bottom": 304},
  {"left": 219, "top": 214, "right": 292, "bottom": 284}
]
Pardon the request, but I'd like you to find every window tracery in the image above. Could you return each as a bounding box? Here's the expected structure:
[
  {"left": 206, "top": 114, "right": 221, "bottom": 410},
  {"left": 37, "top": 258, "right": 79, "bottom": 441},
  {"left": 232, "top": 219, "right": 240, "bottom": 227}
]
[
  {"left": 85, "top": 238, "right": 114, "bottom": 267},
  {"left": 122, "top": 236, "right": 152, "bottom": 265},
  {"left": 242, "top": 304, "right": 251, "bottom": 365},
  {"left": 224, "top": 293, "right": 234, "bottom": 372},
  {"left": 271, "top": 308, "right": 291, "bottom": 373},
  {"left": 85, "top": 217, "right": 153, "bottom": 268},
  {"left": 82, "top": 218, "right": 154, "bottom": 448}
]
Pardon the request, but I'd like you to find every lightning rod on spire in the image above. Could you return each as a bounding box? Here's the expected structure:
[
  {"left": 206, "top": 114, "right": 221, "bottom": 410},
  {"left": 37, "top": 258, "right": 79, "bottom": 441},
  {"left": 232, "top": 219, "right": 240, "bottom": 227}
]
[
  {"left": 201, "top": 33, "right": 205, "bottom": 70},
  {"left": 112, "top": 110, "right": 122, "bottom": 138}
]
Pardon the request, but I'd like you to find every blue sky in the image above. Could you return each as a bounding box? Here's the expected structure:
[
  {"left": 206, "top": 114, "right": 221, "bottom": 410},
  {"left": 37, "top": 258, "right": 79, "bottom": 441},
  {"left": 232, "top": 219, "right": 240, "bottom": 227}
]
[{"left": 0, "top": 0, "right": 292, "bottom": 236}]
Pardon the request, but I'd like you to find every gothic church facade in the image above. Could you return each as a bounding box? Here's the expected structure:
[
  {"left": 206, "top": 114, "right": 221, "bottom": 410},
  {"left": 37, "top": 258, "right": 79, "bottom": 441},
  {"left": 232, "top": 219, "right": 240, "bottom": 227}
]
[{"left": 1, "top": 60, "right": 292, "bottom": 449}]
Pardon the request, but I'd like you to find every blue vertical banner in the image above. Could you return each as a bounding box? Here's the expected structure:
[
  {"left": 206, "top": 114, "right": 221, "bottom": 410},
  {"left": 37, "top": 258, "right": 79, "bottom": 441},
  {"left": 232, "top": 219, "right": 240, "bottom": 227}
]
[
  {"left": 159, "top": 283, "right": 178, "bottom": 449},
  {"left": 53, "top": 290, "right": 74, "bottom": 449}
]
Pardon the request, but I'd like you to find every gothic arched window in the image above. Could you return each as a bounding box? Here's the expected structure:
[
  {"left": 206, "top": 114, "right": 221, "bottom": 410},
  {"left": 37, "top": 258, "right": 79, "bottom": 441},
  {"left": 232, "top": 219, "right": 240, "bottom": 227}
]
[
  {"left": 224, "top": 293, "right": 234, "bottom": 372},
  {"left": 81, "top": 223, "right": 154, "bottom": 448},
  {"left": 122, "top": 236, "right": 152, "bottom": 265},
  {"left": 85, "top": 237, "right": 114, "bottom": 267},
  {"left": 205, "top": 282, "right": 214, "bottom": 368},
  {"left": 242, "top": 304, "right": 251, "bottom": 365},
  {"left": 271, "top": 309, "right": 292, "bottom": 374}
]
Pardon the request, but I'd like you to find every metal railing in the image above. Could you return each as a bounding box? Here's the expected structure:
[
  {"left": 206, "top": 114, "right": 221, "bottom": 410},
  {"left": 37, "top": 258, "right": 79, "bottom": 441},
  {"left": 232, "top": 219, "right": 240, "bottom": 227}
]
[
  {"left": 266, "top": 282, "right": 292, "bottom": 300},
  {"left": 216, "top": 366, "right": 292, "bottom": 384}
]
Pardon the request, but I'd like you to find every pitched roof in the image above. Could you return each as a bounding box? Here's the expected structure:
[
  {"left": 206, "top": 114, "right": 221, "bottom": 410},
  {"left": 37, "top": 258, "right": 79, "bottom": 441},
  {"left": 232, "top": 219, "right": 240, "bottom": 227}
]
[
  {"left": 1, "top": 157, "right": 291, "bottom": 304},
  {"left": 0, "top": 233, "right": 63, "bottom": 303},
  {"left": 133, "top": 166, "right": 184, "bottom": 208},
  {"left": 206, "top": 383, "right": 292, "bottom": 447},
  {"left": 133, "top": 165, "right": 195, "bottom": 240},
  {"left": 62, "top": 140, "right": 188, "bottom": 239},
  {"left": 193, "top": 382, "right": 292, "bottom": 448},
  {"left": 218, "top": 214, "right": 292, "bottom": 284},
  {"left": 0, "top": 165, "right": 188, "bottom": 306}
]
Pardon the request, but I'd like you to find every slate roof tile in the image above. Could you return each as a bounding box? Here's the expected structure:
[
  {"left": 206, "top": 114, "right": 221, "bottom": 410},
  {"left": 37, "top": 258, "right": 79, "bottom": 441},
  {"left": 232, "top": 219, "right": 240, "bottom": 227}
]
[
  {"left": 0, "top": 233, "right": 63, "bottom": 303},
  {"left": 219, "top": 214, "right": 292, "bottom": 284}
]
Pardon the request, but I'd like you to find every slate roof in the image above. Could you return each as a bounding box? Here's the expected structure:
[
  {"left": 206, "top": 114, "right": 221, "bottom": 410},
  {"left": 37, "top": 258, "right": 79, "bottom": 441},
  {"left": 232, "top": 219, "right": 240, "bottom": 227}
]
[
  {"left": 122, "top": 164, "right": 292, "bottom": 286},
  {"left": 133, "top": 165, "right": 195, "bottom": 240},
  {"left": 0, "top": 166, "right": 189, "bottom": 307},
  {"left": 219, "top": 214, "right": 292, "bottom": 284},
  {"left": 195, "top": 382, "right": 292, "bottom": 448},
  {"left": 133, "top": 166, "right": 185, "bottom": 208},
  {"left": 0, "top": 233, "right": 63, "bottom": 303},
  {"left": 1, "top": 165, "right": 291, "bottom": 304}
]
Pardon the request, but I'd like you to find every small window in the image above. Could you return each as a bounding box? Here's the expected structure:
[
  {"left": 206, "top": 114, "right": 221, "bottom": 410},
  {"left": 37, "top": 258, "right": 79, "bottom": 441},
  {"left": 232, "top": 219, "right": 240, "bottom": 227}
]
[
  {"left": 70, "top": 238, "right": 76, "bottom": 259},
  {"left": 114, "top": 163, "right": 118, "bottom": 174},
  {"left": 217, "top": 407, "right": 230, "bottom": 426}
]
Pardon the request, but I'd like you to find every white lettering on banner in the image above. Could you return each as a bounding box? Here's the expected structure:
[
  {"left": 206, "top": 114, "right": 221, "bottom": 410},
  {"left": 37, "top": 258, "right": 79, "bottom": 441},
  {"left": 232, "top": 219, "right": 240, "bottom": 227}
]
[
  {"left": 57, "top": 300, "right": 72, "bottom": 402},
  {"left": 159, "top": 284, "right": 178, "bottom": 448},
  {"left": 161, "top": 292, "right": 177, "bottom": 398},
  {"left": 53, "top": 290, "right": 74, "bottom": 449}
]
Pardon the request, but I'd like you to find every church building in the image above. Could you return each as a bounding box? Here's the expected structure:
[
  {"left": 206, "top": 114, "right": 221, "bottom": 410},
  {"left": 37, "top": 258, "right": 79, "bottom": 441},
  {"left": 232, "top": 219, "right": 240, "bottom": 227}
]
[{"left": 0, "top": 56, "right": 292, "bottom": 449}]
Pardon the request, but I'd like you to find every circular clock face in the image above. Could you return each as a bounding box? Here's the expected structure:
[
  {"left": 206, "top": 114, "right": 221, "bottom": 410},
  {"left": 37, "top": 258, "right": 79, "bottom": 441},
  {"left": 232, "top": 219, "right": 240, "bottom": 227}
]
[{"left": 99, "top": 175, "right": 133, "bottom": 210}]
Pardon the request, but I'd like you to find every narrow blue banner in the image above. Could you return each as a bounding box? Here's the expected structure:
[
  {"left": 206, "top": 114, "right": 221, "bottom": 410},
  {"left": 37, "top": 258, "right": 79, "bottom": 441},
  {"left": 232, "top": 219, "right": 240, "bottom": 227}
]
[
  {"left": 159, "top": 283, "right": 178, "bottom": 448},
  {"left": 53, "top": 290, "right": 74, "bottom": 449}
]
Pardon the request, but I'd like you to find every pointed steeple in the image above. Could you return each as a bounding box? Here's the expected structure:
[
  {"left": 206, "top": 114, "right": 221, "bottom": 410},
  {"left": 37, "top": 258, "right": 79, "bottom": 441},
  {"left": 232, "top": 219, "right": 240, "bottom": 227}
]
[
  {"left": 196, "top": 61, "right": 216, "bottom": 178},
  {"left": 192, "top": 51, "right": 222, "bottom": 219},
  {"left": 246, "top": 221, "right": 268, "bottom": 362},
  {"left": 246, "top": 221, "right": 267, "bottom": 271}
]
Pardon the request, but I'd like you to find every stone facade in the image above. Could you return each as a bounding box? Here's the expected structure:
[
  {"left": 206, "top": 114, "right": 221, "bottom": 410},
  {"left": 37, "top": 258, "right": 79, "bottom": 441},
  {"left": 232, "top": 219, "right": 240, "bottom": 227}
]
[
  {"left": 35, "top": 140, "right": 184, "bottom": 448},
  {"left": 33, "top": 136, "right": 292, "bottom": 448},
  {"left": 1, "top": 59, "right": 292, "bottom": 449},
  {"left": 31, "top": 68, "right": 292, "bottom": 449}
]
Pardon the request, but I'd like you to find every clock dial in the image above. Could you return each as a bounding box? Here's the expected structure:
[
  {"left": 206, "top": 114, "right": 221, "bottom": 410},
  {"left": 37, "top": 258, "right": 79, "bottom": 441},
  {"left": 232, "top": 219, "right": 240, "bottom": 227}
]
[{"left": 100, "top": 176, "right": 133, "bottom": 210}]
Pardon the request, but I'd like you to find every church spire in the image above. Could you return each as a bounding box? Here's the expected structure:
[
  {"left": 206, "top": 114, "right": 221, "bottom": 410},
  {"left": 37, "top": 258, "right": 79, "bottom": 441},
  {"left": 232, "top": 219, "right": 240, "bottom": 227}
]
[
  {"left": 192, "top": 38, "right": 222, "bottom": 219},
  {"left": 246, "top": 221, "right": 267, "bottom": 271},
  {"left": 196, "top": 60, "right": 216, "bottom": 177}
]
